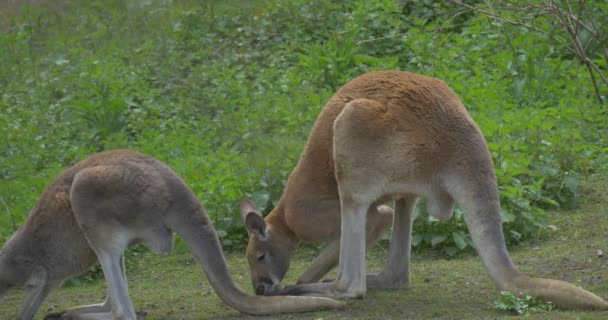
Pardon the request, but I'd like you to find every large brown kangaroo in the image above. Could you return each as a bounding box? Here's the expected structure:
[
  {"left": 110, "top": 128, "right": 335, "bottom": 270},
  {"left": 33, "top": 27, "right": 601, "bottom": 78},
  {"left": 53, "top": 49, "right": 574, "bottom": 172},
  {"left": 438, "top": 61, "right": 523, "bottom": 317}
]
[
  {"left": 0, "top": 150, "right": 343, "bottom": 320},
  {"left": 242, "top": 71, "right": 608, "bottom": 310}
]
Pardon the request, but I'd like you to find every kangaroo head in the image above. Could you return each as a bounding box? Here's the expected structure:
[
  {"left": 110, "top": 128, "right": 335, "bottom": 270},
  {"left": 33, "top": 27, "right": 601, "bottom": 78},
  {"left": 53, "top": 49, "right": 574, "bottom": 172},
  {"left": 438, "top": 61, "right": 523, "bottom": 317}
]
[{"left": 240, "top": 199, "right": 291, "bottom": 296}]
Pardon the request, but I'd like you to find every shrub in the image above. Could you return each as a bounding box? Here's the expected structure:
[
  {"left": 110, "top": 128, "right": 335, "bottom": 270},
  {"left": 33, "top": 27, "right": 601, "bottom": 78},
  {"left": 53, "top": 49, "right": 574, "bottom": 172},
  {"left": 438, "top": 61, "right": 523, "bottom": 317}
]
[{"left": 1, "top": 0, "right": 606, "bottom": 256}]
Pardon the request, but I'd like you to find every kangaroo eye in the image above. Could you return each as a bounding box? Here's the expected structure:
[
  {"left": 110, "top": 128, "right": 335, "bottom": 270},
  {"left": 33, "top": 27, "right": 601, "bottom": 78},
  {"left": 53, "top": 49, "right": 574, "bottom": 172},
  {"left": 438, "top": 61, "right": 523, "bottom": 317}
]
[{"left": 256, "top": 252, "right": 266, "bottom": 262}]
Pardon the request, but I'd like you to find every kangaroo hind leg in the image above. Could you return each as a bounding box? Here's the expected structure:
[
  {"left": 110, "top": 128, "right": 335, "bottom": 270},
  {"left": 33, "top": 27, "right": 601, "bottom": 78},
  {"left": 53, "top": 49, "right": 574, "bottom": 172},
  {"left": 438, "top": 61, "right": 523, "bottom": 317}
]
[
  {"left": 45, "top": 296, "right": 112, "bottom": 320},
  {"left": 20, "top": 268, "right": 58, "bottom": 320},
  {"left": 281, "top": 98, "right": 389, "bottom": 298},
  {"left": 88, "top": 243, "right": 135, "bottom": 320},
  {"left": 64, "top": 166, "right": 139, "bottom": 320},
  {"left": 44, "top": 256, "right": 127, "bottom": 319},
  {"left": 366, "top": 196, "right": 416, "bottom": 289}
]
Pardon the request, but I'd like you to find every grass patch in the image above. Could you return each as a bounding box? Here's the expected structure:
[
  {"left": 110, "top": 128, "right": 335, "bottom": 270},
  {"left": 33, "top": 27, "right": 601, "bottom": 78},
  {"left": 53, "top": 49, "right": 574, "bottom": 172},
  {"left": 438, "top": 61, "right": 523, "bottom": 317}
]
[{"left": 2, "top": 176, "right": 607, "bottom": 319}]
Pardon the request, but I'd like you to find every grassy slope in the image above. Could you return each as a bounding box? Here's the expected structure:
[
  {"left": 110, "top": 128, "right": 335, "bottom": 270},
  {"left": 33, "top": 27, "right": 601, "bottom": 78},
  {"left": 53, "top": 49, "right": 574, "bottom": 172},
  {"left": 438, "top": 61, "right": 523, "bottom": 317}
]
[{"left": 1, "top": 176, "right": 607, "bottom": 319}]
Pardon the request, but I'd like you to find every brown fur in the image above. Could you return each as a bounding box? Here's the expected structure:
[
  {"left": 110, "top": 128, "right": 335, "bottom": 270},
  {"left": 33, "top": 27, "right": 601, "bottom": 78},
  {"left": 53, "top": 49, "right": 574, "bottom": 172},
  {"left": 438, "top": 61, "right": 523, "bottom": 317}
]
[
  {"left": 246, "top": 71, "right": 608, "bottom": 311},
  {"left": 0, "top": 150, "right": 343, "bottom": 320}
]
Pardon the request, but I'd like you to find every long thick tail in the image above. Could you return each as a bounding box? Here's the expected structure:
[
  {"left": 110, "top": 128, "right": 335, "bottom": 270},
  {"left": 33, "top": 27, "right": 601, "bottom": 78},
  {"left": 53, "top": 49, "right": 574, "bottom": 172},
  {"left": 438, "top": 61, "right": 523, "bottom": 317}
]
[
  {"left": 512, "top": 275, "right": 608, "bottom": 310},
  {"left": 463, "top": 195, "right": 608, "bottom": 310},
  {"left": 166, "top": 203, "right": 344, "bottom": 315},
  {"left": 446, "top": 161, "right": 608, "bottom": 311}
]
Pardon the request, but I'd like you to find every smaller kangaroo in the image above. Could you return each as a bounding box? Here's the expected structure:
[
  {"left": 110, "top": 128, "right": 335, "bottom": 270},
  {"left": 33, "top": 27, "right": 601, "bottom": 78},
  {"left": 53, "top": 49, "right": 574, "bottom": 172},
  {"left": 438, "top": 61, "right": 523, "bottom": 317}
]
[{"left": 0, "top": 150, "right": 343, "bottom": 320}]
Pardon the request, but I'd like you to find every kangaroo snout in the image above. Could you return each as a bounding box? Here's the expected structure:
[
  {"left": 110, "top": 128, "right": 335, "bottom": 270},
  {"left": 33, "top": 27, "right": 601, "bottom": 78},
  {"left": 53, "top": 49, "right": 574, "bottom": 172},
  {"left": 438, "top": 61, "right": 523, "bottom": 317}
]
[{"left": 255, "top": 278, "right": 282, "bottom": 296}]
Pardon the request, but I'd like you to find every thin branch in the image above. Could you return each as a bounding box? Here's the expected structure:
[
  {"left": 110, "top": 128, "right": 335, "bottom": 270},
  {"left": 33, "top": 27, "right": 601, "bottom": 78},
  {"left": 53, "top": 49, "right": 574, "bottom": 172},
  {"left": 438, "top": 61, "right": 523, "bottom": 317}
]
[
  {"left": 558, "top": 0, "right": 596, "bottom": 35},
  {"left": 587, "top": 56, "right": 608, "bottom": 86},
  {"left": 450, "top": 0, "right": 607, "bottom": 105},
  {"left": 581, "top": 4, "right": 608, "bottom": 66},
  {"left": 453, "top": 0, "right": 578, "bottom": 55},
  {"left": 553, "top": 4, "right": 608, "bottom": 84}
]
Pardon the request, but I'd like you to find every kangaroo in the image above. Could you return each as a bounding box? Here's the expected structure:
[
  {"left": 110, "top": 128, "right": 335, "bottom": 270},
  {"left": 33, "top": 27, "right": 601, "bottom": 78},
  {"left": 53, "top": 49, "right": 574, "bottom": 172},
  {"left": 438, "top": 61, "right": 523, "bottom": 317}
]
[
  {"left": 0, "top": 150, "right": 343, "bottom": 320},
  {"left": 241, "top": 198, "right": 393, "bottom": 295},
  {"left": 241, "top": 189, "right": 394, "bottom": 295},
  {"left": 244, "top": 71, "right": 608, "bottom": 310}
]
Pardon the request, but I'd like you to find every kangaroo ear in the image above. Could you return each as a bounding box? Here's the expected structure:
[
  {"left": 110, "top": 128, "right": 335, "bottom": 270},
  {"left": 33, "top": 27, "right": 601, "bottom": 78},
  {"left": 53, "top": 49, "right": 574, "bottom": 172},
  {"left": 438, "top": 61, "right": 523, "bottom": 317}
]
[{"left": 240, "top": 199, "right": 268, "bottom": 240}]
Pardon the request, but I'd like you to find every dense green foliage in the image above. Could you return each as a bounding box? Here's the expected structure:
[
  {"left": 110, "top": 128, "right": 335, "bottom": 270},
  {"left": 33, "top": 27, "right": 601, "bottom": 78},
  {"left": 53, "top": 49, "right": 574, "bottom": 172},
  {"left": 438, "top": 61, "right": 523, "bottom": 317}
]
[{"left": 1, "top": 0, "right": 606, "bottom": 255}]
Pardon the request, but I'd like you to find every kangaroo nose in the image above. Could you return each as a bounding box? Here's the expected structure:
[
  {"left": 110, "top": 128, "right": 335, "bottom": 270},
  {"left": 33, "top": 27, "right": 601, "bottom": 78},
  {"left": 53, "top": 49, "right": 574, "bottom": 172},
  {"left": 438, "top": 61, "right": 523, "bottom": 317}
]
[{"left": 255, "top": 284, "right": 266, "bottom": 295}]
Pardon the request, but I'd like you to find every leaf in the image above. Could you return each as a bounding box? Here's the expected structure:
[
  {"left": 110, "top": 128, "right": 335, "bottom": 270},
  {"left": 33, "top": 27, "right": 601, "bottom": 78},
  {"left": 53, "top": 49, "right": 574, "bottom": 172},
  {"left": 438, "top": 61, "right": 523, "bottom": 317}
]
[
  {"left": 563, "top": 175, "right": 579, "bottom": 194},
  {"left": 540, "top": 121, "right": 554, "bottom": 130},
  {"left": 431, "top": 235, "right": 447, "bottom": 246},
  {"left": 538, "top": 196, "right": 559, "bottom": 207},
  {"left": 452, "top": 231, "right": 467, "bottom": 250},
  {"left": 412, "top": 234, "right": 423, "bottom": 247},
  {"left": 443, "top": 246, "right": 459, "bottom": 256},
  {"left": 509, "top": 230, "right": 522, "bottom": 241},
  {"left": 500, "top": 209, "right": 516, "bottom": 223},
  {"left": 251, "top": 192, "right": 270, "bottom": 211},
  {"left": 513, "top": 78, "right": 525, "bottom": 100},
  {"left": 352, "top": 54, "right": 380, "bottom": 65},
  {"left": 423, "top": 233, "right": 434, "bottom": 244},
  {"left": 55, "top": 58, "right": 70, "bottom": 66}
]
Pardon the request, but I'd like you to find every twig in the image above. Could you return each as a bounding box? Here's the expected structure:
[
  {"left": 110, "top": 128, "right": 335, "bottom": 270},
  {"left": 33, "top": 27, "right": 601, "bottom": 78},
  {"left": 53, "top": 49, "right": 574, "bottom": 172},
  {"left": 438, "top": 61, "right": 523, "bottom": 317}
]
[{"left": 449, "top": 0, "right": 607, "bottom": 105}]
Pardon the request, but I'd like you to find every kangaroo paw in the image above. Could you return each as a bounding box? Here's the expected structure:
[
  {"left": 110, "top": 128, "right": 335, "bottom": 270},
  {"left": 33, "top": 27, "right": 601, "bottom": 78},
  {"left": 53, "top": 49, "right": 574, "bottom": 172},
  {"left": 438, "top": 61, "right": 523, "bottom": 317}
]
[
  {"left": 280, "top": 283, "right": 334, "bottom": 297},
  {"left": 279, "top": 281, "right": 364, "bottom": 299},
  {"left": 43, "top": 312, "right": 73, "bottom": 320}
]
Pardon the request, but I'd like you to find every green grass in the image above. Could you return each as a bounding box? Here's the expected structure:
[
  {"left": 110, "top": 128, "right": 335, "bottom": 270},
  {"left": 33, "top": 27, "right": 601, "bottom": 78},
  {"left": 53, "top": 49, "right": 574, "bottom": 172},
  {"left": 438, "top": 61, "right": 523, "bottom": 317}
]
[{"left": 2, "top": 175, "right": 607, "bottom": 319}]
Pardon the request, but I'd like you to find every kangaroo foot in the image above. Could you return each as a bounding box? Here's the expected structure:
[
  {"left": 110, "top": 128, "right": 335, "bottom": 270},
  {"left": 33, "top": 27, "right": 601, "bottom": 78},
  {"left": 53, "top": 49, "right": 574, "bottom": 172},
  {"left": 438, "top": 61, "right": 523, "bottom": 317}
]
[
  {"left": 280, "top": 281, "right": 365, "bottom": 299},
  {"left": 366, "top": 272, "right": 410, "bottom": 289}
]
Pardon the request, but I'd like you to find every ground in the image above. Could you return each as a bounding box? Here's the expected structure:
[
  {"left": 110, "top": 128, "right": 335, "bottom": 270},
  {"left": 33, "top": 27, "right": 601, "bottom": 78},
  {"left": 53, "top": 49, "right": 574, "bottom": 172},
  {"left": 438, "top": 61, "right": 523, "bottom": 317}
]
[{"left": 1, "top": 175, "right": 607, "bottom": 319}]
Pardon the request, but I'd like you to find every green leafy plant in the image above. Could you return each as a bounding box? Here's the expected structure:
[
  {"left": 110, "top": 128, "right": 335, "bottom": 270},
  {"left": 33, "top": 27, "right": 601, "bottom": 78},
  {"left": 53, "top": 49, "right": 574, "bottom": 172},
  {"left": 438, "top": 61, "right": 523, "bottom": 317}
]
[
  {"left": 1, "top": 0, "right": 606, "bottom": 259},
  {"left": 494, "top": 291, "right": 557, "bottom": 315}
]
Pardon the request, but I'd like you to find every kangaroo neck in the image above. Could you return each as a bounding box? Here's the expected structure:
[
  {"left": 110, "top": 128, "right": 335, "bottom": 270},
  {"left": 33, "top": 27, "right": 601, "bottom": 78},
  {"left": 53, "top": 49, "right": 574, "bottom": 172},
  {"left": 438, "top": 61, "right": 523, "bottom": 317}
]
[{"left": 265, "top": 201, "right": 300, "bottom": 252}]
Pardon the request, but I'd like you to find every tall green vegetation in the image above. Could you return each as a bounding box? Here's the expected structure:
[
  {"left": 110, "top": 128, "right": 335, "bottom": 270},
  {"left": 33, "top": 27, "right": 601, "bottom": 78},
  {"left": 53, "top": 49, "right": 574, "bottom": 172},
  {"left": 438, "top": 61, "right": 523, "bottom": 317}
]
[{"left": 1, "top": 0, "right": 606, "bottom": 255}]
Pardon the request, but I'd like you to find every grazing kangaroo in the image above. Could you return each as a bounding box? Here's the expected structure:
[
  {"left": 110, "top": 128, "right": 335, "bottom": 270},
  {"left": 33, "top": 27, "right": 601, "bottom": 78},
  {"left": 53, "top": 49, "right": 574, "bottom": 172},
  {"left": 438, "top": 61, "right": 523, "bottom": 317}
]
[
  {"left": 0, "top": 150, "right": 343, "bottom": 320},
  {"left": 240, "top": 196, "right": 393, "bottom": 295},
  {"left": 244, "top": 71, "right": 608, "bottom": 310}
]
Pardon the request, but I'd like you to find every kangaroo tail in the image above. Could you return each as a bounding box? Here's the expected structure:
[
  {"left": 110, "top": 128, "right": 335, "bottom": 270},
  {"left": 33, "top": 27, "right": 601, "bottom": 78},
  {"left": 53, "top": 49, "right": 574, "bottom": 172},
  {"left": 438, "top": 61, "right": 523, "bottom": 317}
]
[
  {"left": 511, "top": 275, "right": 608, "bottom": 310},
  {"left": 165, "top": 201, "right": 344, "bottom": 314},
  {"left": 446, "top": 161, "right": 608, "bottom": 310}
]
